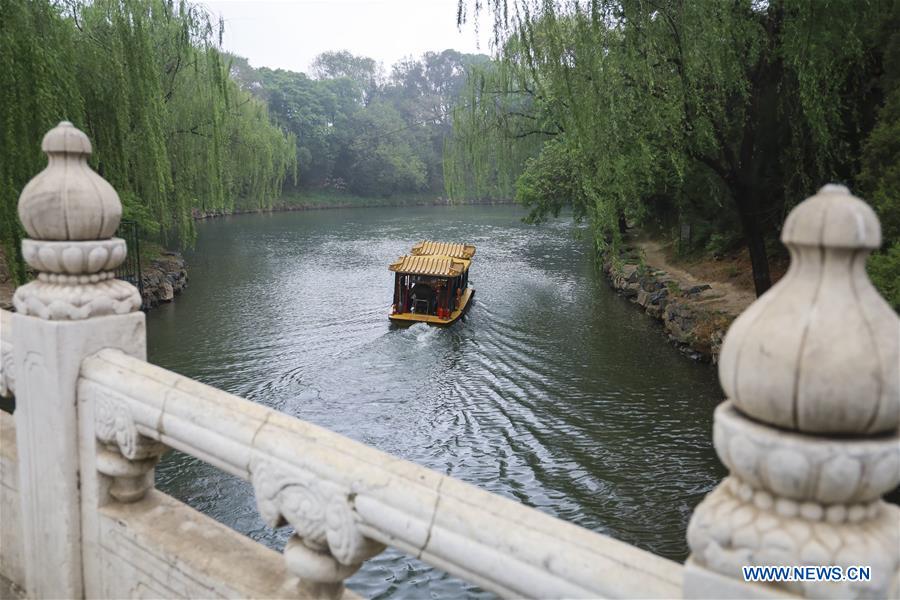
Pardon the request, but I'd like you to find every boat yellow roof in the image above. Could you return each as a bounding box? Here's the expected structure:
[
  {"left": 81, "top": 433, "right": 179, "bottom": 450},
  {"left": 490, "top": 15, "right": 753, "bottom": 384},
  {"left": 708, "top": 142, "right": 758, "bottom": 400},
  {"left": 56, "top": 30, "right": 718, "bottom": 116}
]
[
  {"left": 411, "top": 240, "right": 476, "bottom": 259},
  {"left": 388, "top": 255, "right": 470, "bottom": 277}
]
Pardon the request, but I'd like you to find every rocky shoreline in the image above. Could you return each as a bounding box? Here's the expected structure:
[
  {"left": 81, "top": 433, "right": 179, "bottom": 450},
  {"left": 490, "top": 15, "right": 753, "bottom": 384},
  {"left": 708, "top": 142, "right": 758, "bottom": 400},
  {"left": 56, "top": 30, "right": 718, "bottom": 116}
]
[
  {"left": 601, "top": 251, "right": 737, "bottom": 363},
  {"left": 139, "top": 251, "right": 188, "bottom": 308}
]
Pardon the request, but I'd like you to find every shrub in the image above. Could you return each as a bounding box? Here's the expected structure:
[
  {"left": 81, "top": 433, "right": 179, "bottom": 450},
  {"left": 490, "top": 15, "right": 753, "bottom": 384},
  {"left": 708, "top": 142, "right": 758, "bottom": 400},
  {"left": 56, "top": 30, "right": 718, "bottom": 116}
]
[{"left": 868, "top": 242, "right": 900, "bottom": 311}]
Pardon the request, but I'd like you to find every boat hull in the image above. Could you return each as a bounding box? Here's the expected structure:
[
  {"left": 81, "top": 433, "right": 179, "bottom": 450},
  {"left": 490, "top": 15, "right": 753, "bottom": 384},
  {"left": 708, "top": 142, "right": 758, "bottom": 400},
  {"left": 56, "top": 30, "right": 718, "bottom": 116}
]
[{"left": 389, "top": 288, "right": 474, "bottom": 327}]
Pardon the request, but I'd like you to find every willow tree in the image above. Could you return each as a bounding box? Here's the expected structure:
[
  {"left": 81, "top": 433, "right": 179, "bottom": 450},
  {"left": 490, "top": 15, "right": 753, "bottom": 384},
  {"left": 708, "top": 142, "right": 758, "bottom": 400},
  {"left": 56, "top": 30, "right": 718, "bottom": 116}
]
[
  {"left": 452, "top": 0, "right": 888, "bottom": 296},
  {"left": 69, "top": 0, "right": 296, "bottom": 242},
  {"left": 0, "top": 0, "right": 84, "bottom": 282},
  {"left": 444, "top": 40, "right": 564, "bottom": 203},
  {"left": 1, "top": 0, "right": 296, "bottom": 282}
]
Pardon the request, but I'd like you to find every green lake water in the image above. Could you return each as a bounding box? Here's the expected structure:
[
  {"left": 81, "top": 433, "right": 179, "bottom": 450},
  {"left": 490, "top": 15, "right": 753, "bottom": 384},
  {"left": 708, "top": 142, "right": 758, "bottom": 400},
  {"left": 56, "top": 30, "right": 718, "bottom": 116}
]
[{"left": 147, "top": 205, "right": 726, "bottom": 598}]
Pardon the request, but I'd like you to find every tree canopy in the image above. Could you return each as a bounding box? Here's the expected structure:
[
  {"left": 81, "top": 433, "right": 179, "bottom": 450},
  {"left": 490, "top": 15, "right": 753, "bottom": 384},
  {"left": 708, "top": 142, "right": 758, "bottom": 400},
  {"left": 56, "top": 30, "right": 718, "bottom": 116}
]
[
  {"left": 449, "top": 0, "right": 899, "bottom": 302},
  {"left": 6, "top": 0, "right": 893, "bottom": 305}
]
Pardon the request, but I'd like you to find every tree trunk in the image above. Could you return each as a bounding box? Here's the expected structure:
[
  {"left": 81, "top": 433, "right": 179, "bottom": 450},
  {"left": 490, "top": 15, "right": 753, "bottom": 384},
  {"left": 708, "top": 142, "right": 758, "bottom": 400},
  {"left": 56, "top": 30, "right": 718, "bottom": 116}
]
[{"left": 735, "top": 188, "right": 772, "bottom": 297}]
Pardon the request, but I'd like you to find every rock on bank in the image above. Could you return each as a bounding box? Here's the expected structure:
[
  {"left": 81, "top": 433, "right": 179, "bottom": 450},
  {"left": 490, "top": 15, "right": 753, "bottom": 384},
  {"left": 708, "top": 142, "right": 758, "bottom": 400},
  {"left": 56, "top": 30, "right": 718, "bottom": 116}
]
[{"left": 140, "top": 251, "right": 188, "bottom": 308}]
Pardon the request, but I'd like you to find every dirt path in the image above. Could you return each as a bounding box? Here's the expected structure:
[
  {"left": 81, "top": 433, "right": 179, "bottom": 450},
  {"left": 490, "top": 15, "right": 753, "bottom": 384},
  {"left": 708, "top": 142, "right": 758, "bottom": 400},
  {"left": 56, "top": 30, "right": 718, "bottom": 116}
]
[{"left": 638, "top": 239, "right": 757, "bottom": 316}]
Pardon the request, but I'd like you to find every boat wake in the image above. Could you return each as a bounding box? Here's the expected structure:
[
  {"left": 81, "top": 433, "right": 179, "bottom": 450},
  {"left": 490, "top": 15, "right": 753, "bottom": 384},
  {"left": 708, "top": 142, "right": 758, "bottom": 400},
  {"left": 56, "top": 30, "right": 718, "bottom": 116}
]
[{"left": 403, "top": 321, "right": 442, "bottom": 343}]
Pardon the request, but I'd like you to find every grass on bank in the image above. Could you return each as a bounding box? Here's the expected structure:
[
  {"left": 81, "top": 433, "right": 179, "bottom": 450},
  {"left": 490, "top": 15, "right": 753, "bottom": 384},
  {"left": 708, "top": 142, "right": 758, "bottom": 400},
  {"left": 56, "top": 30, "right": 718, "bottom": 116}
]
[{"left": 137, "top": 240, "right": 170, "bottom": 265}]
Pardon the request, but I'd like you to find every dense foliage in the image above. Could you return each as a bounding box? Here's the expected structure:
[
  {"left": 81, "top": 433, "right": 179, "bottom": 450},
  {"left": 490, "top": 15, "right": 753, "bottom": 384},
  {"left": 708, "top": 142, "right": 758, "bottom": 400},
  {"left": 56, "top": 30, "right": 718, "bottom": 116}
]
[
  {"left": 231, "top": 49, "right": 489, "bottom": 199},
  {"left": 858, "top": 8, "right": 900, "bottom": 308},
  {"left": 0, "top": 0, "right": 296, "bottom": 283},
  {"left": 449, "top": 0, "right": 899, "bottom": 303}
]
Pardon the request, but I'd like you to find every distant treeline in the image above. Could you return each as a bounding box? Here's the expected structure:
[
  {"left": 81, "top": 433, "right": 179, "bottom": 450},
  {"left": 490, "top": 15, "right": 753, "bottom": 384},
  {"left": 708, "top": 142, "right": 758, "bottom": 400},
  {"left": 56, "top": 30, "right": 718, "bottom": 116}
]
[
  {"left": 446, "top": 0, "right": 900, "bottom": 307},
  {"left": 1, "top": 0, "right": 296, "bottom": 282},
  {"left": 229, "top": 49, "right": 489, "bottom": 199}
]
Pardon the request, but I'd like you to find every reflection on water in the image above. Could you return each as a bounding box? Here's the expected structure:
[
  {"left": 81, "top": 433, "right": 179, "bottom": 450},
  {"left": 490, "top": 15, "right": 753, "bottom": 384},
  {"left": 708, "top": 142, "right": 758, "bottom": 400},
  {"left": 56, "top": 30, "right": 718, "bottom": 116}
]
[{"left": 148, "top": 205, "right": 726, "bottom": 598}]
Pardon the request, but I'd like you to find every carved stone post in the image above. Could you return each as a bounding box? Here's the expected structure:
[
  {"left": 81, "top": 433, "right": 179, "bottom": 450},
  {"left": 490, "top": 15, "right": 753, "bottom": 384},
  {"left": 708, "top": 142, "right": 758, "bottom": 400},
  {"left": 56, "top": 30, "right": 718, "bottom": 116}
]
[
  {"left": 12, "top": 122, "right": 148, "bottom": 598},
  {"left": 685, "top": 185, "right": 900, "bottom": 598}
]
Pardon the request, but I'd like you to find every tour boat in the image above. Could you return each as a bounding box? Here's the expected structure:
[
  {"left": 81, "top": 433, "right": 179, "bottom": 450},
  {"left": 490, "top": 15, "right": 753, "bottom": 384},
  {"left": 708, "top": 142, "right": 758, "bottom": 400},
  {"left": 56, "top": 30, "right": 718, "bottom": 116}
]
[{"left": 388, "top": 240, "right": 475, "bottom": 326}]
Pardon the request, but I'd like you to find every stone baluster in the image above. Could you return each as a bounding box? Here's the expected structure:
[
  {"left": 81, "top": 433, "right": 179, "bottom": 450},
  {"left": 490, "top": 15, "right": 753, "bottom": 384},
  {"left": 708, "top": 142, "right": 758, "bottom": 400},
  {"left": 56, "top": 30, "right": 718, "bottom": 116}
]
[
  {"left": 12, "top": 122, "right": 156, "bottom": 598},
  {"left": 685, "top": 185, "right": 900, "bottom": 598},
  {"left": 251, "top": 458, "right": 386, "bottom": 598},
  {"left": 92, "top": 393, "right": 168, "bottom": 503}
]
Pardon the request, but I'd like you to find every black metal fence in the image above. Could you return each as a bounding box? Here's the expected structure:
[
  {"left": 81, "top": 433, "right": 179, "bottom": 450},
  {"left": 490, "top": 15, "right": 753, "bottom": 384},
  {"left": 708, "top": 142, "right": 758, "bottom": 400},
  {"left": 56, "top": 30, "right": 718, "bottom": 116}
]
[{"left": 114, "top": 220, "right": 144, "bottom": 308}]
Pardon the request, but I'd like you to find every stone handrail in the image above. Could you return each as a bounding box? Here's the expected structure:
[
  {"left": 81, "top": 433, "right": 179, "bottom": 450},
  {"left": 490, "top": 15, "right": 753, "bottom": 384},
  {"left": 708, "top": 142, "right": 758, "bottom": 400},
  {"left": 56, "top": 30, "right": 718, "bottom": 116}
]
[{"left": 78, "top": 347, "right": 683, "bottom": 598}]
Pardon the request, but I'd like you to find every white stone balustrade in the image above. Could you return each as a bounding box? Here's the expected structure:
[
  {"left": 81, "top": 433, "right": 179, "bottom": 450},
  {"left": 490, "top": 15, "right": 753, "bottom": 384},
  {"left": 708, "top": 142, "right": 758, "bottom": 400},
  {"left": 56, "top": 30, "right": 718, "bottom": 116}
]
[{"left": 2, "top": 123, "right": 897, "bottom": 600}]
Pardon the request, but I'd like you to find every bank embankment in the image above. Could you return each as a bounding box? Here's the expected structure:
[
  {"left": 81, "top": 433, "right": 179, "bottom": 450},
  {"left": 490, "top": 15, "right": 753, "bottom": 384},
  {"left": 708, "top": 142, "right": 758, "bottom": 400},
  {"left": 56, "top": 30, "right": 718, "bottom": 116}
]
[
  {"left": 601, "top": 239, "right": 770, "bottom": 363},
  {"left": 190, "top": 193, "right": 513, "bottom": 219}
]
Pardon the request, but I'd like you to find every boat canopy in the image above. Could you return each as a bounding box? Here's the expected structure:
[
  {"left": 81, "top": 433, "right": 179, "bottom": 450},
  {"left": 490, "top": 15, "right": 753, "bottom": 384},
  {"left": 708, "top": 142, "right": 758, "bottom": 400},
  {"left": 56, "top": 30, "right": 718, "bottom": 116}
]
[
  {"left": 411, "top": 240, "right": 476, "bottom": 260},
  {"left": 388, "top": 255, "right": 470, "bottom": 277}
]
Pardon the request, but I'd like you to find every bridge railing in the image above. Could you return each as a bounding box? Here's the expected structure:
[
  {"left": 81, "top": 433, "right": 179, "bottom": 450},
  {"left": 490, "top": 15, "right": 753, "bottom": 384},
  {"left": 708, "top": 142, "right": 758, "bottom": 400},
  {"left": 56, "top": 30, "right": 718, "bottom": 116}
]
[
  {"left": 77, "top": 347, "right": 682, "bottom": 598},
  {"left": 1, "top": 122, "right": 897, "bottom": 599}
]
